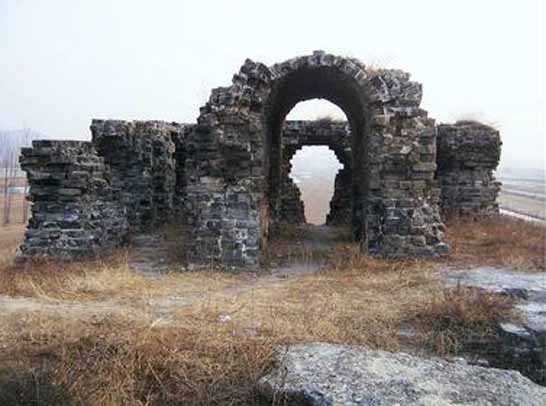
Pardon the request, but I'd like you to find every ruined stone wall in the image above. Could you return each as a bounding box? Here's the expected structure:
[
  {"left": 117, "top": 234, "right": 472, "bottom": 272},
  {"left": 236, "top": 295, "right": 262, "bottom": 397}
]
[
  {"left": 18, "top": 141, "right": 128, "bottom": 258},
  {"left": 326, "top": 167, "right": 352, "bottom": 225},
  {"left": 17, "top": 52, "right": 502, "bottom": 266},
  {"left": 185, "top": 52, "right": 448, "bottom": 265},
  {"left": 373, "top": 113, "right": 446, "bottom": 257},
  {"left": 90, "top": 120, "right": 181, "bottom": 230},
  {"left": 436, "top": 121, "right": 501, "bottom": 216},
  {"left": 278, "top": 142, "right": 305, "bottom": 224},
  {"left": 19, "top": 120, "right": 191, "bottom": 259},
  {"left": 279, "top": 119, "right": 503, "bottom": 227},
  {"left": 172, "top": 124, "right": 195, "bottom": 215}
]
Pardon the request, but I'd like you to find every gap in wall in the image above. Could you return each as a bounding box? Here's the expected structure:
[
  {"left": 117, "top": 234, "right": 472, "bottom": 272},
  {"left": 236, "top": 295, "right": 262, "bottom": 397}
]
[{"left": 289, "top": 146, "right": 343, "bottom": 225}]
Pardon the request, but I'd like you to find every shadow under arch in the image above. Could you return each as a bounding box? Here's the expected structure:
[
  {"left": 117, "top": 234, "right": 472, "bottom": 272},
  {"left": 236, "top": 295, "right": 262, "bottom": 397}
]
[{"left": 262, "top": 65, "right": 371, "bottom": 247}]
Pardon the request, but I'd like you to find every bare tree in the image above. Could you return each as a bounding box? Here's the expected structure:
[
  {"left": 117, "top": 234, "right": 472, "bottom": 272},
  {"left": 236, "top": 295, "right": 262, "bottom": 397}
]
[
  {"left": 1, "top": 128, "right": 38, "bottom": 225},
  {"left": 2, "top": 140, "right": 14, "bottom": 225}
]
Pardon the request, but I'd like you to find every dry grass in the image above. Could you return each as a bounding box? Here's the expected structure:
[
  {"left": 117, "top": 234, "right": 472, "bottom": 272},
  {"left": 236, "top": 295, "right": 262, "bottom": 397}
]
[
  {"left": 0, "top": 254, "right": 242, "bottom": 303},
  {"left": 0, "top": 192, "right": 29, "bottom": 225},
  {"left": 410, "top": 286, "right": 519, "bottom": 355},
  {"left": 0, "top": 217, "right": 540, "bottom": 404},
  {"left": 0, "top": 253, "right": 518, "bottom": 405},
  {"left": 445, "top": 214, "right": 545, "bottom": 271},
  {"left": 0, "top": 223, "right": 25, "bottom": 267},
  {"left": 314, "top": 115, "right": 344, "bottom": 124},
  {"left": 180, "top": 254, "right": 440, "bottom": 352},
  {"left": 0, "top": 315, "right": 275, "bottom": 406}
]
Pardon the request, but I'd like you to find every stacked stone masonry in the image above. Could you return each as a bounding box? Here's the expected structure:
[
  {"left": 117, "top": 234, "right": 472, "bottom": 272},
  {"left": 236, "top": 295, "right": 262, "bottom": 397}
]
[
  {"left": 19, "top": 141, "right": 128, "bottom": 258},
  {"left": 18, "top": 51, "right": 503, "bottom": 267},
  {"left": 90, "top": 120, "right": 183, "bottom": 230},
  {"left": 436, "top": 121, "right": 502, "bottom": 216}
]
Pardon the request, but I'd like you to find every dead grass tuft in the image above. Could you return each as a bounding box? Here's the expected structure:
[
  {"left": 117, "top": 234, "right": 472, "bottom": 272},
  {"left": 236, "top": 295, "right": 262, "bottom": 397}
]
[
  {"left": 411, "top": 286, "right": 519, "bottom": 355},
  {"left": 0, "top": 251, "right": 241, "bottom": 302},
  {"left": 445, "top": 214, "right": 545, "bottom": 271},
  {"left": 0, "top": 315, "right": 275, "bottom": 406},
  {"left": 0, "top": 224, "right": 25, "bottom": 268},
  {"left": 0, "top": 258, "right": 520, "bottom": 405},
  {"left": 314, "top": 115, "right": 344, "bottom": 124}
]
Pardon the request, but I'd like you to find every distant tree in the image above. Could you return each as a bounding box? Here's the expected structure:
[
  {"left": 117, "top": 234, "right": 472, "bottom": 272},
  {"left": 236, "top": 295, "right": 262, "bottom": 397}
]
[
  {"left": 0, "top": 128, "right": 43, "bottom": 224},
  {"left": 2, "top": 141, "right": 15, "bottom": 225}
]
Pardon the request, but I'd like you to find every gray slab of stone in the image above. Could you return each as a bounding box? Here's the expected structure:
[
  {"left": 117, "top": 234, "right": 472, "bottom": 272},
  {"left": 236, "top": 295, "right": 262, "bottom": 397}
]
[
  {"left": 444, "top": 267, "right": 546, "bottom": 333},
  {"left": 443, "top": 267, "right": 545, "bottom": 384},
  {"left": 260, "top": 343, "right": 546, "bottom": 405}
]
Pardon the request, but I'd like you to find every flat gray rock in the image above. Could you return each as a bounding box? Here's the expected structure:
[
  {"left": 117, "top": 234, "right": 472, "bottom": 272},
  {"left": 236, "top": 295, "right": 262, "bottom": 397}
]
[
  {"left": 260, "top": 343, "right": 546, "bottom": 405},
  {"left": 443, "top": 266, "right": 545, "bottom": 337}
]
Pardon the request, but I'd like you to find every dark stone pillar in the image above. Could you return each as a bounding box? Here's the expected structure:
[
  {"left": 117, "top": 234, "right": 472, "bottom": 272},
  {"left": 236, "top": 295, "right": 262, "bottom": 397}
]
[
  {"left": 436, "top": 121, "right": 502, "bottom": 217},
  {"left": 19, "top": 141, "right": 128, "bottom": 258}
]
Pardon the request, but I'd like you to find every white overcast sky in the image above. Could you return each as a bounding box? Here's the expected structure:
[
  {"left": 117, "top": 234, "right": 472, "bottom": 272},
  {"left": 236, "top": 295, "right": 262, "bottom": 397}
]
[{"left": 1, "top": 0, "right": 544, "bottom": 170}]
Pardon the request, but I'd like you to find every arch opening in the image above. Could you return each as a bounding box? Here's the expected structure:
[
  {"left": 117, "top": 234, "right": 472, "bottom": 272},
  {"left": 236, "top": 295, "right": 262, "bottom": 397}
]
[
  {"left": 262, "top": 65, "right": 370, "bottom": 248},
  {"left": 289, "top": 145, "right": 344, "bottom": 225}
]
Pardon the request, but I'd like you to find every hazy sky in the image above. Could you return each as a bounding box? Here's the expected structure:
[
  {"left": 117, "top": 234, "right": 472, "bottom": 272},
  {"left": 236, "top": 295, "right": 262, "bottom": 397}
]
[{"left": 1, "top": 0, "right": 544, "bottom": 170}]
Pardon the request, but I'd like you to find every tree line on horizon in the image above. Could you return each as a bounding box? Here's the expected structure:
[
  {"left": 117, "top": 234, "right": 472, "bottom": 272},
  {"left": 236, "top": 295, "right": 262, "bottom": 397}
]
[{"left": 0, "top": 128, "right": 46, "bottom": 225}]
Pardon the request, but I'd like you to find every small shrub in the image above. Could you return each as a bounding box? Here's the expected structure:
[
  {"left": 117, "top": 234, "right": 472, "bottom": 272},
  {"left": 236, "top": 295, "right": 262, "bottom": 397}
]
[{"left": 411, "top": 286, "right": 518, "bottom": 355}]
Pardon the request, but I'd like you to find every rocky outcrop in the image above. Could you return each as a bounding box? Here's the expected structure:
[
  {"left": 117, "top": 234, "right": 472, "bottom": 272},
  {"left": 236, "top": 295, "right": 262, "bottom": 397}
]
[
  {"left": 437, "top": 121, "right": 502, "bottom": 216},
  {"left": 445, "top": 267, "right": 545, "bottom": 385},
  {"left": 260, "top": 343, "right": 546, "bottom": 405},
  {"left": 18, "top": 141, "right": 128, "bottom": 258}
]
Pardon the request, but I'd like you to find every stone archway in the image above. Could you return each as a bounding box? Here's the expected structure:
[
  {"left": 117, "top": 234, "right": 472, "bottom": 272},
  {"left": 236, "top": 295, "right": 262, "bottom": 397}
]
[
  {"left": 262, "top": 57, "right": 371, "bottom": 248},
  {"left": 185, "top": 51, "right": 447, "bottom": 267}
]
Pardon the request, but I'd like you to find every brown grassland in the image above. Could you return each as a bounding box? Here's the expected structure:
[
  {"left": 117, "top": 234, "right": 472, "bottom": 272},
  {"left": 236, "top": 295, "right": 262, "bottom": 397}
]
[{"left": 0, "top": 215, "right": 543, "bottom": 405}]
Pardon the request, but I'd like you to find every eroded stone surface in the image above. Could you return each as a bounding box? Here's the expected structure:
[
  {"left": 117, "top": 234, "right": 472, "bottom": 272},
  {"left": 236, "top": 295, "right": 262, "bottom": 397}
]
[
  {"left": 19, "top": 141, "right": 128, "bottom": 258},
  {"left": 90, "top": 119, "right": 183, "bottom": 230},
  {"left": 437, "top": 121, "right": 502, "bottom": 216},
  {"left": 185, "top": 51, "right": 447, "bottom": 265},
  {"left": 260, "top": 343, "right": 546, "bottom": 405},
  {"left": 444, "top": 267, "right": 546, "bottom": 384}
]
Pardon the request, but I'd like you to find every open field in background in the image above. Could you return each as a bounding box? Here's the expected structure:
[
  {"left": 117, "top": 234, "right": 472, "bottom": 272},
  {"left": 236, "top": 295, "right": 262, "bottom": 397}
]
[
  {"left": 498, "top": 175, "right": 545, "bottom": 220},
  {"left": 293, "top": 174, "right": 334, "bottom": 225},
  {"left": 499, "top": 193, "right": 545, "bottom": 220},
  {"left": 0, "top": 224, "right": 25, "bottom": 266},
  {"left": 498, "top": 168, "right": 545, "bottom": 220}
]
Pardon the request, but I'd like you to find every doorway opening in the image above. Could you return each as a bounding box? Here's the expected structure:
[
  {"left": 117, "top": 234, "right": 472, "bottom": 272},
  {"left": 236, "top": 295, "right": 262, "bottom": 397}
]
[{"left": 289, "top": 146, "right": 343, "bottom": 225}]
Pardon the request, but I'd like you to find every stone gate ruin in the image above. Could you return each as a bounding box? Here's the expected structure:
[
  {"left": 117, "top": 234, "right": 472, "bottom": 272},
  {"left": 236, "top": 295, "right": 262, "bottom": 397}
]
[{"left": 18, "top": 51, "right": 502, "bottom": 267}]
